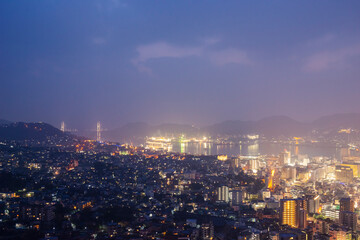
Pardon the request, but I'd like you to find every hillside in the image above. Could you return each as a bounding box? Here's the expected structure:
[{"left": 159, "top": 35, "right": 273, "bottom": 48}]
[
  {"left": 312, "top": 113, "right": 360, "bottom": 130},
  {"left": 0, "top": 122, "right": 71, "bottom": 141},
  {"left": 0, "top": 119, "right": 11, "bottom": 125}
]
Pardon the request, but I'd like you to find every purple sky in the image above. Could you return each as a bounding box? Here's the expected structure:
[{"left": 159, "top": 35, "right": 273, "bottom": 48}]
[{"left": 1, "top": 1, "right": 360, "bottom": 129}]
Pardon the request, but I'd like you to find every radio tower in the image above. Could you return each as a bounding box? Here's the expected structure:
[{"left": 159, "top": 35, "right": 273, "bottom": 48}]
[
  {"left": 97, "top": 121, "right": 101, "bottom": 142},
  {"left": 61, "top": 121, "right": 65, "bottom": 132}
]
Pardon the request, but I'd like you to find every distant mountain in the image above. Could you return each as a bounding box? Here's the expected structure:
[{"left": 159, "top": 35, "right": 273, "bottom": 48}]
[
  {"left": 104, "top": 122, "right": 151, "bottom": 140},
  {"left": 104, "top": 113, "right": 360, "bottom": 142},
  {"left": 103, "top": 116, "right": 306, "bottom": 142},
  {"left": 0, "top": 122, "right": 71, "bottom": 141},
  {"left": 0, "top": 119, "right": 11, "bottom": 125},
  {"left": 312, "top": 113, "right": 360, "bottom": 130},
  {"left": 156, "top": 123, "right": 199, "bottom": 136},
  {"left": 205, "top": 116, "right": 310, "bottom": 137},
  {"left": 204, "top": 120, "right": 254, "bottom": 135},
  {"left": 4, "top": 113, "right": 358, "bottom": 143},
  {"left": 256, "top": 116, "right": 307, "bottom": 136}
]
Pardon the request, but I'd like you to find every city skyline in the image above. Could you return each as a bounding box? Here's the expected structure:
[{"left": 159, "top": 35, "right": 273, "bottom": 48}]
[{"left": 2, "top": 2, "right": 360, "bottom": 238}]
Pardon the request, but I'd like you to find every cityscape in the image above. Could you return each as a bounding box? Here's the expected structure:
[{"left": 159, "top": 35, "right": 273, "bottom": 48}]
[{"left": 2, "top": 1, "right": 360, "bottom": 240}]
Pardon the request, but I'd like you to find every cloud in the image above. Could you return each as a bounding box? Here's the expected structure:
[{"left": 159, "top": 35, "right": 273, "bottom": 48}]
[
  {"left": 133, "top": 42, "right": 202, "bottom": 63},
  {"left": 95, "top": 0, "right": 127, "bottom": 12},
  {"left": 303, "top": 44, "right": 360, "bottom": 72},
  {"left": 202, "top": 37, "right": 221, "bottom": 46},
  {"left": 92, "top": 37, "right": 107, "bottom": 45},
  {"left": 131, "top": 42, "right": 203, "bottom": 74},
  {"left": 132, "top": 39, "right": 251, "bottom": 74},
  {"left": 306, "top": 34, "right": 336, "bottom": 47},
  {"left": 110, "top": 0, "right": 127, "bottom": 8},
  {"left": 208, "top": 48, "right": 251, "bottom": 66}
]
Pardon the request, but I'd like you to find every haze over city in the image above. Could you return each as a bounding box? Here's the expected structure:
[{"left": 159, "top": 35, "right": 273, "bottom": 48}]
[
  {"left": 3, "top": 2, "right": 360, "bottom": 240},
  {"left": 1, "top": 1, "right": 360, "bottom": 129}
]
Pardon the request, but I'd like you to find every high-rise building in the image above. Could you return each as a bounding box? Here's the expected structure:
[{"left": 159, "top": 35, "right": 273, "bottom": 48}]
[
  {"left": 307, "top": 195, "right": 320, "bottom": 214},
  {"left": 335, "top": 165, "right": 354, "bottom": 183},
  {"left": 231, "top": 189, "right": 242, "bottom": 206},
  {"left": 201, "top": 222, "right": 214, "bottom": 240},
  {"left": 217, "top": 186, "right": 229, "bottom": 203},
  {"left": 340, "top": 198, "right": 354, "bottom": 212},
  {"left": 280, "top": 199, "right": 297, "bottom": 228},
  {"left": 280, "top": 198, "right": 308, "bottom": 229},
  {"left": 340, "top": 163, "right": 360, "bottom": 178},
  {"left": 339, "top": 198, "right": 357, "bottom": 230},
  {"left": 234, "top": 158, "right": 241, "bottom": 168},
  {"left": 317, "top": 219, "right": 330, "bottom": 234},
  {"left": 248, "top": 159, "right": 259, "bottom": 171},
  {"left": 281, "top": 166, "right": 297, "bottom": 181},
  {"left": 279, "top": 151, "right": 291, "bottom": 166},
  {"left": 339, "top": 211, "right": 357, "bottom": 231}
]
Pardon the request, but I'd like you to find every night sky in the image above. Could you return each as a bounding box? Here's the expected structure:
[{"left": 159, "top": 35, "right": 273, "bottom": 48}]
[{"left": 1, "top": 1, "right": 360, "bottom": 129}]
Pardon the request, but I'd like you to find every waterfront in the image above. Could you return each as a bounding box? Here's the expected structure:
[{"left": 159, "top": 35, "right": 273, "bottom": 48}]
[{"left": 170, "top": 141, "right": 350, "bottom": 158}]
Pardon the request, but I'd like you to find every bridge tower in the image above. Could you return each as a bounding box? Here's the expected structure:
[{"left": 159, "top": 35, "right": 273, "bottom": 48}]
[
  {"left": 97, "top": 121, "right": 101, "bottom": 142},
  {"left": 61, "top": 121, "right": 65, "bottom": 132}
]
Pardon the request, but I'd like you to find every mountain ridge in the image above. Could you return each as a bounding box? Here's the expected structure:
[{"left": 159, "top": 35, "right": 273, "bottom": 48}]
[
  {"left": 0, "top": 122, "right": 73, "bottom": 142},
  {"left": 102, "top": 113, "right": 360, "bottom": 142},
  {"left": 0, "top": 119, "right": 11, "bottom": 125},
  {"left": 2, "top": 113, "right": 360, "bottom": 142}
]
